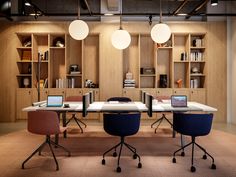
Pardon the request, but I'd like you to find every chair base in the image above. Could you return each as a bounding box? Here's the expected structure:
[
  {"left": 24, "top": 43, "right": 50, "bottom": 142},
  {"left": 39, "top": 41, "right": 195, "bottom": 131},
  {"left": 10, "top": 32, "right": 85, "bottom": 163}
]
[
  {"left": 66, "top": 114, "right": 87, "bottom": 133},
  {"left": 172, "top": 137, "right": 216, "bottom": 172},
  {"left": 102, "top": 137, "right": 142, "bottom": 173},
  {"left": 22, "top": 135, "right": 70, "bottom": 171},
  {"left": 151, "top": 114, "right": 173, "bottom": 134}
]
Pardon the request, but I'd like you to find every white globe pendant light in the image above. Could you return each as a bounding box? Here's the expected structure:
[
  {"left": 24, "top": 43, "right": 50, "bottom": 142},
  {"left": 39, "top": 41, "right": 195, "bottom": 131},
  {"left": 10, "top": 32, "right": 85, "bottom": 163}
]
[
  {"left": 69, "top": 20, "right": 89, "bottom": 40},
  {"left": 69, "top": 1, "right": 89, "bottom": 40},
  {"left": 151, "top": 23, "right": 171, "bottom": 44},
  {"left": 111, "top": 28, "right": 131, "bottom": 50},
  {"left": 151, "top": 0, "right": 171, "bottom": 44},
  {"left": 111, "top": 0, "right": 131, "bottom": 50}
]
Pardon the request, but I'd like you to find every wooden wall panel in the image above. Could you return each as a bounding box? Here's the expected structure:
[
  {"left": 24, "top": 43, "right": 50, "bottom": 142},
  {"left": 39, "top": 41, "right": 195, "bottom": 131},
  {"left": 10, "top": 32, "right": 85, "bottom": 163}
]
[
  {"left": 0, "top": 21, "right": 228, "bottom": 122},
  {"left": 99, "top": 26, "right": 123, "bottom": 101},
  {"left": 207, "top": 22, "right": 227, "bottom": 122}
]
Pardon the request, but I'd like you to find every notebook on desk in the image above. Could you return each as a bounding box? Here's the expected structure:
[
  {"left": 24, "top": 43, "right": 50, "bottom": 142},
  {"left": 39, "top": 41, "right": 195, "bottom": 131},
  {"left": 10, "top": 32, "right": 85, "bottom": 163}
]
[{"left": 46, "top": 95, "right": 63, "bottom": 107}]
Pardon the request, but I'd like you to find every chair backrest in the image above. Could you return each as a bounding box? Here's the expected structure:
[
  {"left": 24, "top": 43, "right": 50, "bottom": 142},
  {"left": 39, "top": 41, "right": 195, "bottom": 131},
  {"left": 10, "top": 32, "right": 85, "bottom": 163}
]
[
  {"left": 173, "top": 113, "right": 213, "bottom": 137},
  {"left": 103, "top": 113, "right": 141, "bottom": 137},
  {"left": 156, "top": 95, "right": 170, "bottom": 102},
  {"left": 65, "top": 96, "right": 82, "bottom": 102},
  {"left": 28, "top": 111, "right": 60, "bottom": 135},
  {"left": 107, "top": 97, "right": 131, "bottom": 102}
]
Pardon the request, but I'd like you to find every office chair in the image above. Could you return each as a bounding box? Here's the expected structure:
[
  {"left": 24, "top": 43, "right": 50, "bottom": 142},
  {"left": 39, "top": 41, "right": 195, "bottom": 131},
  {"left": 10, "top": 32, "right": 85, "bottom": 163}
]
[
  {"left": 107, "top": 97, "right": 131, "bottom": 102},
  {"left": 102, "top": 113, "right": 142, "bottom": 173},
  {"left": 151, "top": 96, "right": 173, "bottom": 133},
  {"left": 22, "top": 111, "right": 71, "bottom": 171},
  {"left": 106, "top": 97, "right": 132, "bottom": 158},
  {"left": 172, "top": 113, "right": 216, "bottom": 172},
  {"left": 65, "top": 96, "right": 87, "bottom": 133}
]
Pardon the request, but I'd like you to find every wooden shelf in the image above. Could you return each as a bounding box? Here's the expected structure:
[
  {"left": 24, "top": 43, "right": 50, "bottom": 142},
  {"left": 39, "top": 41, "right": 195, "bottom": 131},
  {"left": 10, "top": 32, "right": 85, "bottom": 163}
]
[
  {"left": 17, "top": 47, "right": 32, "bottom": 50},
  {"left": 140, "top": 74, "right": 156, "bottom": 77},
  {"left": 67, "top": 74, "right": 82, "bottom": 77},
  {"left": 190, "top": 60, "right": 205, "bottom": 63},
  {"left": 190, "top": 73, "right": 205, "bottom": 77},
  {"left": 157, "top": 47, "right": 173, "bottom": 49},
  {"left": 16, "top": 74, "right": 32, "bottom": 77},
  {"left": 17, "top": 60, "right": 31, "bottom": 63},
  {"left": 49, "top": 47, "right": 65, "bottom": 49}
]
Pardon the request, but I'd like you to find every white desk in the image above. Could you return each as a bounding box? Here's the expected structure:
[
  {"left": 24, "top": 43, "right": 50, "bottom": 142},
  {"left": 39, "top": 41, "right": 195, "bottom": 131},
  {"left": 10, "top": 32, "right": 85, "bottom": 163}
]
[{"left": 23, "top": 101, "right": 217, "bottom": 136}]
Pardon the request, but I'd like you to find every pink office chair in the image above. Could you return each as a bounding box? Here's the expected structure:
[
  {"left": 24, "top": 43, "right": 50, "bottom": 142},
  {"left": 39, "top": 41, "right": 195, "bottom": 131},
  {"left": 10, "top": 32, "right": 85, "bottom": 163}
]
[
  {"left": 65, "top": 96, "right": 87, "bottom": 133},
  {"left": 22, "top": 111, "right": 71, "bottom": 171}
]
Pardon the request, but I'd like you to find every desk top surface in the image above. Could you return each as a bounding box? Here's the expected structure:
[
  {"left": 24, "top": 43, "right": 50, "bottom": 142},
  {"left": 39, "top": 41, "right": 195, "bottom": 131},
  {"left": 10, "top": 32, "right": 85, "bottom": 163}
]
[{"left": 23, "top": 101, "right": 217, "bottom": 112}]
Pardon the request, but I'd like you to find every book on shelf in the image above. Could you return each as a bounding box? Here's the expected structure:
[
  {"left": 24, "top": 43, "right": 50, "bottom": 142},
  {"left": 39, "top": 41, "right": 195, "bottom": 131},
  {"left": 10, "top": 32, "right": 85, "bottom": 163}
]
[
  {"left": 22, "top": 50, "right": 31, "bottom": 60},
  {"left": 190, "top": 79, "right": 199, "bottom": 88},
  {"left": 55, "top": 78, "right": 76, "bottom": 88}
]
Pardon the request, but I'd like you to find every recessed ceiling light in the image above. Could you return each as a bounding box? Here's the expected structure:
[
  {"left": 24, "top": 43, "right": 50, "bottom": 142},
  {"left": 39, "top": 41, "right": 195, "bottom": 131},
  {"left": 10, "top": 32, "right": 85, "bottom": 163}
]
[
  {"left": 177, "top": 13, "right": 187, "bottom": 16},
  {"left": 104, "top": 13, "right": 114, "bottom": 16},
  {"left": 211, "top": 0, "right": 218, "bottom": 6}
]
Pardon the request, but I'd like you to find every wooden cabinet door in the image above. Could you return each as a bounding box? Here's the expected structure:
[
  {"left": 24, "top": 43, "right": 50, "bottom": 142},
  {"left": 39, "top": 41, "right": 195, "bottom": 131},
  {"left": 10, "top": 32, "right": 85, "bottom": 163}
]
[
  {"left": 173, "top": 89, "right": 190, "bottom": 99},
  {"left": 156, "top": 88, "right": 173, "bottom": 97},
  {"left": 16, "top": 89, "right": 32, "bottom": 120},
  {"left": 48, "top": 88, "right": 66, "bottom": 97},
  {"left": 65, "top": 89, "right": 83, "bottom": 98},
  {"left": 122, "top": 89, "right": 140, "bottom": 101},
  {"left": 32, "top": 89, "right": 49, "bottom": 102},
  {"left": 190, "top": 89, "right": 206, "bottom": 104}
]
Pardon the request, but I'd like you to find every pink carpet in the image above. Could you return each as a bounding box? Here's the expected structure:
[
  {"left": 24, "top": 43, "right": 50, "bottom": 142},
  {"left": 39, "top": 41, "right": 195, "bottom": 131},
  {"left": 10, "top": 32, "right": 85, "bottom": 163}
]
[{"left": 0, "top": 125, "right": 236, "bottom": 177}]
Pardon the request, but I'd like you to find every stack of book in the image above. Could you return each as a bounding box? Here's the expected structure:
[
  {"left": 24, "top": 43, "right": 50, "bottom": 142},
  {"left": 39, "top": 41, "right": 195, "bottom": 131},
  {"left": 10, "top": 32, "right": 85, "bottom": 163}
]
[
  {"left": 124, "top": 79, "right": 135, "bottom": 88},
  {"left": 190, "top": 79, "right": 199, "bottom": 88},
  {"left": 56, "top": 78, "right": 76, "bottom": 88}
]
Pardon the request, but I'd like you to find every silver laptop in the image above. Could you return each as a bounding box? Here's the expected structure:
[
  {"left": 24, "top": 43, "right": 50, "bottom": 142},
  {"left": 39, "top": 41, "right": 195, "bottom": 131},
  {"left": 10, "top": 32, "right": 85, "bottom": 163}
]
[
  {"left": 47, "top": 95, "right": 63, "bottom": 107},
  {"left": 171, "top": 95, "right": 188, "bottom": 107}
]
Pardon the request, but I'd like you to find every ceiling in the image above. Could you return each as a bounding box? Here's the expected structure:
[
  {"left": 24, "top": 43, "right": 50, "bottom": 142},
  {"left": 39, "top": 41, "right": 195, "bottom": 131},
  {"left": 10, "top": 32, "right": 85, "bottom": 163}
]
[{"left": 1, "top": 0, "right": 236, "bottom": 22}]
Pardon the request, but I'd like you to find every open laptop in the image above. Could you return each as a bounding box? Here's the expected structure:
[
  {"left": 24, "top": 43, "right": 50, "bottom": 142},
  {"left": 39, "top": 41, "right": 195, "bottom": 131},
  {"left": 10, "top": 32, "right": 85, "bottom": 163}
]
[
  {"left": 47, "top": 95, "right": 63, "bottom": 107},
  {"left": 171, "top": 95, "right": 188, "bottom": 107}
]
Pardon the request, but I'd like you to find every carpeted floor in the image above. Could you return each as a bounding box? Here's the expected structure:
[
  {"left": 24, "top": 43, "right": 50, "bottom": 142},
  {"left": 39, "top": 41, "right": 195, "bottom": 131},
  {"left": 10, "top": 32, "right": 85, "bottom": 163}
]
[{"left": 0, "top": 125, "right": 236, "bottom": 177}]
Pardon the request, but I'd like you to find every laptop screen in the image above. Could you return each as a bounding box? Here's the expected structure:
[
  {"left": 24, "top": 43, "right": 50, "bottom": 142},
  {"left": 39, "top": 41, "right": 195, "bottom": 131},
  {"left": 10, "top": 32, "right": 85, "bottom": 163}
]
[
  {"left": 47, "top": 95, "right": 63, "bottom": 107},
  {"left": 171, "top": 95, "right": 187, "bottom": 107}
]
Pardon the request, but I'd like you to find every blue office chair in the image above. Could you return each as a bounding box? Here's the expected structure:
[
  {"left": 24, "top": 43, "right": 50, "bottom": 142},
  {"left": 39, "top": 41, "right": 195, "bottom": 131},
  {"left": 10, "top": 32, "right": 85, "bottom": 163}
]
[
  {"left": 105, "top": 97, "right": 132, "bottom": 158},
  {"left": 107, "top": 97, "right": 131, "bottom": 102},
  {"left": 172, "top": 113, "right": 216, "bottom": 172},
  {"left": 102, "top": 113, "right": 142, "bottom": 173}
]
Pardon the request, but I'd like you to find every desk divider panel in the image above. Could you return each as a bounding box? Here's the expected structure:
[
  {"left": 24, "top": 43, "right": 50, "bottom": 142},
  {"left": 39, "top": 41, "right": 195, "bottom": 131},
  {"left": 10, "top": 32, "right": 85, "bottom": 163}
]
[
  {"left": 82, "top": 93, "right": 90, "bottom": 117},
  {"left": 145, "top": 93, "right": 153, "bottom": 117},
  {"left": 140, "top": 90, "right": 146, "bottom": 104}
]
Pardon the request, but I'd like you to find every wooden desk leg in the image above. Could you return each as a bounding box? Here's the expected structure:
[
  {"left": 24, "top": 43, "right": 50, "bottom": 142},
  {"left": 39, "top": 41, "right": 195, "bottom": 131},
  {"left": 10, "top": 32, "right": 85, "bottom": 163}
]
[{"left": 62, "top": 112, "right": 67, "bottom": 138}]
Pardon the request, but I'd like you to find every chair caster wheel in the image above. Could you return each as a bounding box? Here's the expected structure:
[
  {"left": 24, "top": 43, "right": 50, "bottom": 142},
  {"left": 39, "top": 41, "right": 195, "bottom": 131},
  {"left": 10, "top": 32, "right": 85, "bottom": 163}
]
[
  {"left": 116, "top": 166, "right": 121, "bottom": 173},
  {"left": 172, "top": 158, "right": 176, "bottom": 163},
  {"left": 21, "top": 165, "right": 25, "bottom": 169},
  {"left": 133, "top": 154, "right": 137, "bottom": 159},
  {"left": 68, "top": 152, "right": 71, "bottom": 157},
  {"left": 191, "top": 166, "right": 196, "bottom": 172},
  {"left": 138, "top": 162, "right": 142, "bottom": 168},
  {"left": 202, "top": 154, "right": 207, "bottom": 159},
  {"left": 181, "top": 151, "right": 185, "bottom": 156},
  {"left": 102, "top": 159, "right": 105, "bottom": 165},
  {"left": 211, "top": 164, "right": 216, "bottom": 169},
  {"left": 113, "top": 152, "right": 117, "bottom": 157}
]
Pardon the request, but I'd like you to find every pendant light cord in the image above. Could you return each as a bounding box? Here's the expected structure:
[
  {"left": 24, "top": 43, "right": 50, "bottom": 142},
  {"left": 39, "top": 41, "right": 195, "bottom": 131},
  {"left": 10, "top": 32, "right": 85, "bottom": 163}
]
[
  {"left": 120, "top": 0, "right": 122, "bottom": 30},
  {"left": 78, "top": 0, "right": 80, "bottom": 20},
  {"left": 160, "top": 0, "right": 162, "bottom": 23}
]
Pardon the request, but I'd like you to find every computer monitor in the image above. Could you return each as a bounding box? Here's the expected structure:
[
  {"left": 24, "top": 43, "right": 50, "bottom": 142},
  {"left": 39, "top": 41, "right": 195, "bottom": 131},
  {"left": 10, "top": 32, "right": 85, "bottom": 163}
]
[
  {"left": 47, "top": 95, "right": 63, "bottom": 107},
  {"left": 171, "top": 95, "right": 187, "bottom": 107}
]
